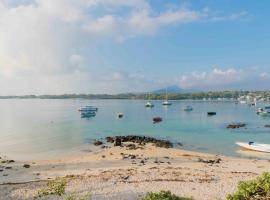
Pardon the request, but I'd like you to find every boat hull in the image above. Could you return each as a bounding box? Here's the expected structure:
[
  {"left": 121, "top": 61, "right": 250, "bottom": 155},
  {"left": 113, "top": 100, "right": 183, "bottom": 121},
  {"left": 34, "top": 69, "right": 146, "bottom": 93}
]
[{"left": 236, "top": 142, "right": 270, "bottom": 153}]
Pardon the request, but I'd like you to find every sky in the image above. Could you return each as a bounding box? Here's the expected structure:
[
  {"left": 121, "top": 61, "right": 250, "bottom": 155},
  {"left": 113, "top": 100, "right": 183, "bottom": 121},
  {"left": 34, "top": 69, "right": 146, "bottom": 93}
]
[{"left": 0, "top": 0, "right": 270, "bottom": 95}]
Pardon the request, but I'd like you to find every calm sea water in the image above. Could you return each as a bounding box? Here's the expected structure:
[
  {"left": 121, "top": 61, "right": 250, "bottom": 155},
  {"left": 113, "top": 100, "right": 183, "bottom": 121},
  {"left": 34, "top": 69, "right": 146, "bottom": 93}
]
[{"left": 1, "top": 99, "right": 270, "bottom": 160}]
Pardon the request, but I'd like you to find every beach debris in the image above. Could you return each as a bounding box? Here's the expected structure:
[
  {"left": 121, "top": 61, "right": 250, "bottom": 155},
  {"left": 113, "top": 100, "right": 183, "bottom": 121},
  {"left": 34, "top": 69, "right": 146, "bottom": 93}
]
[
  {"left": 94, "top": 140, "right": 103, "bottom": 146},
  {"left": 198, "top": 158, "right": 221, "bottom": 164},
  {"left": 153, "top": 117, "right": 162, "bottom": 123},
  {"left": 23, "top": 164, "right": 31, "bottom": 168},
  {"left": 227, "top": 123, "right": 246, "bottom": 129}
]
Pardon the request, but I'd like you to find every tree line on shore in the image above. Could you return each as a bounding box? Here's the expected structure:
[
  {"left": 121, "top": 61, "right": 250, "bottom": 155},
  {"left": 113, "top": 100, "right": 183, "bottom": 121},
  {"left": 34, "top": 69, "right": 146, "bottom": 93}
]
[{"left": 1, "top": 91, "right": 270, "bottom": 100}]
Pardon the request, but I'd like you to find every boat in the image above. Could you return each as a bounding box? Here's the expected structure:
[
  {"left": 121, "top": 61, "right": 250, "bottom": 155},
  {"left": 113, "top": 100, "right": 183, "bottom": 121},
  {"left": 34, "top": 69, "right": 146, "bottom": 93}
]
[
  {"left": 207, "top": 112, "right": 216, "bottom": 116},
  {"left": 259, "top": 110, "right": 270, "bottom": 117},
  {"left": 145, "top": 102, "right": 154, "bottom": 108},
  {"left": 117, "top": 113, "right": 124, "bottom": 118},
  {"left": 153, "top": 117, "right": 162, "bottom": 123},
  {"left": 236, "top": 142, "right": 270, "bottom": 153},
  {"left": 162, "top": 88, "right": 172, "bottom": 106},
  {"left": 145, "top": 93, "right": 154, "bottom": 108},
  {"left": 256, "top": 107, "right": 264, "bottom": 114},
  {"left": 81, "top": 111, "right": 96, "bottom": 118},
  {"left": 78, "top": 106, "right": 98, "bottom": 112},
  {"left": 265, "top": 106, "right": 270, "bottom": 109},
  {"left": 184, "top": 105, "right": 193, "bottom": 111}
]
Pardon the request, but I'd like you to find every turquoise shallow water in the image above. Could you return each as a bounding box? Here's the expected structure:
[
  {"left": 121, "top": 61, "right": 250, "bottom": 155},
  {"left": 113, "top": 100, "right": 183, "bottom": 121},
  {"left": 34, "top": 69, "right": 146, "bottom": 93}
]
[{"left": 0, "top": 99, "right": 270, "bottom": 160}]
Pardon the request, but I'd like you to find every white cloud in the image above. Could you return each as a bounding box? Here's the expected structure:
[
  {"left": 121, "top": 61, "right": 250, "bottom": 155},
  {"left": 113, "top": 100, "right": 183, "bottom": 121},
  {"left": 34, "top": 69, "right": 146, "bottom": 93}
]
[
  {"left": 177, "top": 68, "right": 245, "bottom": 89},
  {"left": 0, "top": 0, "right": 250, "bottom": 94}
]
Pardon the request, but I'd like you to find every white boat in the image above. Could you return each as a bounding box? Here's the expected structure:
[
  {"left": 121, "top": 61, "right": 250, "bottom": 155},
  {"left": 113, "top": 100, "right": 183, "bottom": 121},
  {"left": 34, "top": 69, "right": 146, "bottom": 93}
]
[
  {"left": 145, "top": 102, "right": 154, "bottom": 108},
  {"left": 78, "top": 106, "right": 98, "bottom": 112},
  {"left": 236, "top": 142, "right": 270, "bottom": 153},
  {"left": 162, "top": 101, "right": 172, "bottom": 106},
  {"left": 145, "top": 93, "right": 154, "bottom": 108},
  {"left": 256, "top": 107, "right": 264, "bottom": 114},
  {"left": 162, "top": 88, "right": 172, "bottom": 106},
  {"left": 184, "top": 105, "right": 193, "bottom": 111},
  {"left": 259, "top": 111, "right": 270, "bottom": 117}
]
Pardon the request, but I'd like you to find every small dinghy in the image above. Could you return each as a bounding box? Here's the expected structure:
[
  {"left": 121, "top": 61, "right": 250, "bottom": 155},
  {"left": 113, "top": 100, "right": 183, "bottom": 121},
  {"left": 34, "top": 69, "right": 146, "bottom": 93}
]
[
  {"left": 153, "top": 117, "right": 162, "bottom": 123},
  {"left": 236, "top": 142, "right": 270, "bottom": 153},
  {"left": 117, "top": 113, "right": 124, "bottom": 118},
  {"left": 207, "top": 112, "right": 216, "bottom": 116}
]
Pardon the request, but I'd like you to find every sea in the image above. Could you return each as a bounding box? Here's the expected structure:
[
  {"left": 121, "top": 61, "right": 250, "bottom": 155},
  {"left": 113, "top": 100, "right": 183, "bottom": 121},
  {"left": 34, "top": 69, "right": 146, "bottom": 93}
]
[{"left": 1, "top": 99, "right": 270, "bottom": 160}]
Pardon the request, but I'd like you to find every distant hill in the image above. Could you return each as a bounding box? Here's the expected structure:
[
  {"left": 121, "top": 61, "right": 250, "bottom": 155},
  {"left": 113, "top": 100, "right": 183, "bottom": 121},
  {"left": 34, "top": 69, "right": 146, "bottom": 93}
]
[{"left": 152, "top": 85, "right": 198, "bottom": 94}]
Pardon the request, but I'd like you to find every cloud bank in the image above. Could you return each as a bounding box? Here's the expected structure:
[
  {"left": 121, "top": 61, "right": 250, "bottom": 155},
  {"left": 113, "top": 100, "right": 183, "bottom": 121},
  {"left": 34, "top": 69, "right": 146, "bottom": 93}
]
[{"left": 0, "top": 0, "right": 255, "bottom": 94}]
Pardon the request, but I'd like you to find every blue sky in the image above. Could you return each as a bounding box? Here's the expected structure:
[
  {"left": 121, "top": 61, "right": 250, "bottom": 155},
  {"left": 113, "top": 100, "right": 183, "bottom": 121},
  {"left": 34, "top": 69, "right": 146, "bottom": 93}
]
[{"left": 0, "top": 0, "right": 270, "bottom": 94}]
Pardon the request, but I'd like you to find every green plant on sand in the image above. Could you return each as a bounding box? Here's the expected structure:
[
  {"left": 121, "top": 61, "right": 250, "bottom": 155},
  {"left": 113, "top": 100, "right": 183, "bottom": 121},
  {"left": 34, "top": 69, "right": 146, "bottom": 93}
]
[
  {"left": 141, "top": 190, "right": 192, "bottom": 200},
  {"left": 227, "top": 172, "right": 270, "bottom": 200},
  {"left": 37, "top": 177, "right": 67, "bottom": 197}
]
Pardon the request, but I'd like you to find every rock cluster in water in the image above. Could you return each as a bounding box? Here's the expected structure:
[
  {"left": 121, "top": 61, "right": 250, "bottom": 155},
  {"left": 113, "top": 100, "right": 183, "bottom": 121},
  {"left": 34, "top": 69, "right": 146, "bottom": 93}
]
[
  {"left": 105, "top": 135, "right": 173, "bottom": 148},
  {"left": 227, "top": 123, "right": 246, "bottom": 129}
]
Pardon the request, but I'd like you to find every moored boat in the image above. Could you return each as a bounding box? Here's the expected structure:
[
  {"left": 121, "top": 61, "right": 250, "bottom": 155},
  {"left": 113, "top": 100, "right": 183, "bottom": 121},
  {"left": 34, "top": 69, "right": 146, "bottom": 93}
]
[
  {"left": 207, "top": 112, "right": 216, "bottom": 116},
  {"left": 78, "top": 106, "right": 98, "bottom": 112},
  {"left": 153, "top": 117, "right": 162, "bottom": 123},
  {"left": 184, "top": 105, "right": 193, "bottom": 111},
  {"left": 145, "top": 102, "right": 154, "bottom": 108},
  {"left": 236, "top": 142, "right": 270, "bottom": 153},
  {"left": 162, "top": 88, "right": 172, "bottom": 106}
]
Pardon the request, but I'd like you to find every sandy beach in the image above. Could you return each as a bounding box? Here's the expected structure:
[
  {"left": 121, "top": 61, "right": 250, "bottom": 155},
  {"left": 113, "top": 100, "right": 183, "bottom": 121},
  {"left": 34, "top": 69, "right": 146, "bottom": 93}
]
[{"left": 1, "top": 138, "right": 270, "bottom": 200}]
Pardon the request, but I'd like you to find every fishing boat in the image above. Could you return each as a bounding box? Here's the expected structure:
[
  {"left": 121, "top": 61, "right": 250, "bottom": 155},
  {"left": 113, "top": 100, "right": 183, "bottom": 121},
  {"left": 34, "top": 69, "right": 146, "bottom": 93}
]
[
  {"left": 184, "top": 105, "right": 193, "bottom": 111},
  {"left": 78, "top": 106, "right": 98, "bottom": 112},
  {"left": 236, "top": 142, "right": 270, "bottom": 153},
  {"left": 162, "top": 88, "right": 172, "bottom": 106}
]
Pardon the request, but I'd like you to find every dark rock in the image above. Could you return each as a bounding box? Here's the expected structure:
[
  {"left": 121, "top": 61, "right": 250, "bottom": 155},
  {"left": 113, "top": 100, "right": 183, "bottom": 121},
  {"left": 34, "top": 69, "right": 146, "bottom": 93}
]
[
  {"left": 227, "top": 123, "right": 246, "bottom": 129},
  {"left": 126, "top": 144, "right": 136, "bottom": 150},
  {"left": 265, "top": 125, "right": 270, "bottom": 128},
  {"left": 106, "top": 135, "right": 173, "bottom": 148},
  {"left": 5, "top": 166, "right": 12, "bottom": 170},
  {"left": 106, "top": 136, "right": 114, "bottom": 143},
  {"left": 177, "top": 142, "right": 183, "bottom": 146},
  {"left": 114, "top": 137, "right": 122, "bottom": 146},
  {"left": 23, "top": 164, "right": 31, "bottom": 168},
  {"left": 130, "top": 155, "right": 136, "bottom": 159},
  {"left": 94, "top": 140, "right": 103, "bottom": 146},
  {"left": 7, "top": 160, "right": 15, "bottom": 163}
]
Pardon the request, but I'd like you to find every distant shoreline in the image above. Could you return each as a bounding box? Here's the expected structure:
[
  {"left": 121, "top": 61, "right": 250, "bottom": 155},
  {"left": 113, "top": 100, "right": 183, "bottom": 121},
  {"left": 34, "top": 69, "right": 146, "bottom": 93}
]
[{"left": 0, "top": 90, "right": 269, "bottom": 100}]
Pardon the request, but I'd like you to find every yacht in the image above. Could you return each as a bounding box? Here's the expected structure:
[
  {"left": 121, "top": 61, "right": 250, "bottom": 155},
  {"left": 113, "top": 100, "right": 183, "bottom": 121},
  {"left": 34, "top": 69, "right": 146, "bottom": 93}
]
[
  {"left": 145, "top": 101, "right": 154, "bottom": 108},
  {"left": 184, "top": 105, "right": 193, "bottom": 111},
  {"left": 162, "top": 88, "right": 172, "bottom": 106},
  {"left": 145, "top": 93, "right": 154, "bottom": 108}
]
